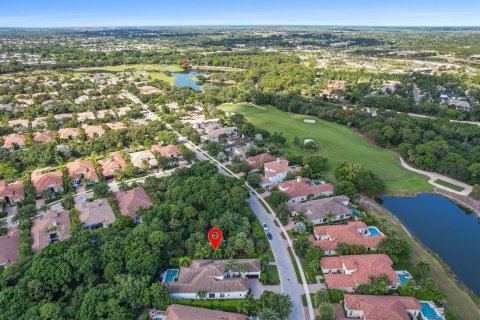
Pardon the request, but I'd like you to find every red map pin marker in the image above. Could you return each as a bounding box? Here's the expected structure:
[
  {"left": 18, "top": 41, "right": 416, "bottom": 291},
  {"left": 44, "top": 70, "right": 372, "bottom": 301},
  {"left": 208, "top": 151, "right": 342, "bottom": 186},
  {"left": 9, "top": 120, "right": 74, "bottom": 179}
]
[{"left": 208, "top": 228, "right": 223, "bottom": 250}]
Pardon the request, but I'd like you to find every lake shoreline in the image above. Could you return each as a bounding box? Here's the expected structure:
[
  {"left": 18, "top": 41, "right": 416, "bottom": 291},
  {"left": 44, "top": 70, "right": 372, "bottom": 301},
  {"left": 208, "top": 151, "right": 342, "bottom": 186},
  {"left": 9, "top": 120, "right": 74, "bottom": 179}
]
[{"left": 362, "top": 196, "right": 480, "bottom": 319}]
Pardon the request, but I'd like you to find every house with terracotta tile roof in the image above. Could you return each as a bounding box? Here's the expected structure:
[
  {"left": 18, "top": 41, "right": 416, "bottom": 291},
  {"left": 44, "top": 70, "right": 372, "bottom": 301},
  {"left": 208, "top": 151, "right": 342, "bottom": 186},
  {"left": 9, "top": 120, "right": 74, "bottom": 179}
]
[
  {"left": 76, "top": 111, "right": 96, "bottom": 122},
  {"left": 259, "top": 158, "right": 296, "bottom": 187},
  {"left": 130, "top": 150, "right": 158, "bottom": 170},
  {"left": 31, "top": 169, "right": 63, "bottom": 194},
  {"left": 310, "top": 221, "right": 385, "bottom": 255},
  {"left": 245, "top": 152, "right": 276, "bottom": 170},
  {"left": 321, "top": 254, "right": 400, "bottom": 292},
  {"left": 343, "top": 294, "right": 421, "bottom": 320},
  {"left": 0, "top": 180, "right": 24, "bottom": 204},
  {"left": 132, "top": 118, "right": 149, "bottom": 126},
  {"left": 3, "top": 133, "right": 26, "bottom": 148},
  {"left": 58, "top": 128, "right": 79, "bottom": 139},
  {"left": 54, "top": 113, "right": 73, "bottom": 120},
  {"left": 203, "top": 126, "right": 238, "bottom": 143},
  {"left": 149, "top": 304, "right": 246, "bottom": 320},
  {"left": 31, "top": 210, "right": 71, "bottom": 251},
  {"left": 288, "top": 195, "right": 351, "bottom": 224},
  {"left": 106, "top": 122, "right": 127, "bottom": 130},
  {"left": 168, "top": 259, "right": 260, "bottom": 299},
  {"left": 0, "top": 227, "right": 20, "bottom": 267},
  {"left": 82, "top": 124, "right": 105, "bottom": 138},
  {"left": 96, "top": 109, "right": 116, "bottom": 119},
  {"left": 8, "top": 119, "right": 29, "bottom": 129},
  {"left": 31, "top": 117, "right": 47, "bottom": 128},
  {"left": 98, "top": 152, "right": 127, "bottom": 178},
  {"left": 138, "top": 85, "right": 161, "bottom": 95},
  {"left": 33, "top": 131, "right": 55, "bottom": 143},
  {"left": 77, "top": 198, "right": 116, "bottom": 230},
  {"left": 270, "top": 177, "right": 333, "bottom": 202},
  {"left": 114, "top": 187, "right": 152, "bottom": 222},
  {"left": 66, "top": 159, "right": 99, "bottom": 185},
  {"left": 116, "top": 106, "right": 131, "bottom": 117},
  {"left": 151, "top": 144, "right": 182, "bottom": 158}
]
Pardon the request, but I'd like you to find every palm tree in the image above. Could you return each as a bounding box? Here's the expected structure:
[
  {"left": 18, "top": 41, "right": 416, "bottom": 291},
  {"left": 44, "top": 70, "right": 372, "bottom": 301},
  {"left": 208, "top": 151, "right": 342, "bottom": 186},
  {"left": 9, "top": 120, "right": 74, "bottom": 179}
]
[
  {"left": 316, "top": 302, "right": 335, "bottom": 320},
  {"left": 313, "top": 289, "right": 330, "bottom": 308},
  {"left": 258, "top": 307, "right": 280, "bottom": 320},
  {"left": 259, "top": 254, "right": 270, "bottom": 272},
  {"left": 118, "top": 181, "right": 128, "bottom": 191},
  {"left": 238, "top": 262, "right": 249, "bottom": 277},
  {"left": 39, "top": 204, "right": 49, "bottom": 213},
  {"left": 324, "top": 212, "right": 337, "bottom": 223},
  {"left": 195, "top": 290, "right": 207, "bottom": 300},
  {"left": 178, "top": 256, "right": 191, "bottom": 268}
]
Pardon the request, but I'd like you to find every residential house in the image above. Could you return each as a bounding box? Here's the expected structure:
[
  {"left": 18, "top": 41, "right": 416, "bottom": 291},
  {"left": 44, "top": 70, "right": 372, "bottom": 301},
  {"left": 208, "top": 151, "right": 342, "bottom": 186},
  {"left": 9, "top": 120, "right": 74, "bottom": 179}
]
[
  {"left": 31, "top": 169, "right": 63, "bottom": 194},
  {"left": 203, "top": 126, "right": 238, "bottom": 143},
  {"left": 3, "top": 133, "right": 26, "bottom": 148},
  {"left": 269, "top": 177, "right": 334, "bottom": 202},
  {"left": 98, "top": 152, "right": 127, "bottom": 178},
  {"left": 310, "top": 221, "right": 386, "bottom": 255},
  {"left": 138, "top": 85, "right": 161, "bottom": 95},
  {"left": 106, "top": 122, "right": 127, "bottom": 130},
  {"left": 82, "top": 125, "right": 105, "bottom": 138},
  {"left": 245, "top": 153, "right": 276, "bottom": 170},
  {"left": 342, "top": 294, "right": 421, "bottom": 320},
  {"left": 66, "top": 159, "right": 99, "bottom": 185},
  {"left": 288, "top": 195, "right": 351, "bottom": 224},
  {"left": 130, "top": 150, "right": 158, "bottom": 170},
  {"left": 0, "top": 180, "right": 24, "bottom": 204},
  {"left": 116, "top": 106, "right": 131, "bottom": 117},
  {"left": 167, "top": 102, "right": 179, "bottom": 111},
  {"left": 33, "top": 131, "right": 55, "bottom": 143},
  {"left": 114, "top": 187, "right": 152, "bottom": 222},
  {"left": 260, "top": 158, "right": 295, "bottom": 187},
  {"left": 31, "top": 210, "right": 71, "bottom": 251},
  {"left": 149, "top": 304, "right": 246, "bottom": 320},
  {"left": 77, "top": 198, "right": 116, "bottom": 230},
  {"left": 75, "top": 95, "right": 90, "bottom": 105},
  {"left": 58, "top": 128, "right": 79, "bottom": 139},
  {"left": 76, "top": 111, "right": 96, "bottom": 122},
  {"left": 132, "top": 118, "right": 149, "bottom": 126},
  {"left": 97, "top": 109, "right": 116, "bottom": 119},
  {"left": 321, "top": 254, "right": 400, "bottom": 292},
  {"left": 0, "top": 228, "right": 20, "bottom": 267},
  {"left": 151, "top": 144, "right": 182, "bottom": 158},
  {"left": 224, "top": 136, "right": 253, "bottom": 153},
  {"left": 54, "top": 113, "right": 73, "bottom": 120},
  {"left": 168, "top": 259, "right": 260, "bottom": 299},
  {"left": 8, "top": 119, "right": 29, "bottom": 129}
]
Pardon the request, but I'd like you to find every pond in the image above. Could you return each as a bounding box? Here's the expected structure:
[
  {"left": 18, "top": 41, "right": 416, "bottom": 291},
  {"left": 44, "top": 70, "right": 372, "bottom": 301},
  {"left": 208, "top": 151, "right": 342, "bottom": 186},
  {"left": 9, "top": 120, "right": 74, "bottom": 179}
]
[
  {"left": 380, "top": 193, "right": 480, "bottom": 297},
  {"left": 171, "top": 70, "right": 206, "bottom": 91}
]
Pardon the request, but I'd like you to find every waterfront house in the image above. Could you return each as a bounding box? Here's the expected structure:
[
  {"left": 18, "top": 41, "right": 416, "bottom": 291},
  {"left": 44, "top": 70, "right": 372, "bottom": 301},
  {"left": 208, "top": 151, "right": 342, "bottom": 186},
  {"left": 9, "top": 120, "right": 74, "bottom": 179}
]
[
  {"left": 269, "top": 177, "right": 333, "bottom": 202},
  {"left": 342, "top": 294, "right": 421, "bottom": 320},
  {"left": 288, "top": 195, "right": 351, "bottom": 224}
]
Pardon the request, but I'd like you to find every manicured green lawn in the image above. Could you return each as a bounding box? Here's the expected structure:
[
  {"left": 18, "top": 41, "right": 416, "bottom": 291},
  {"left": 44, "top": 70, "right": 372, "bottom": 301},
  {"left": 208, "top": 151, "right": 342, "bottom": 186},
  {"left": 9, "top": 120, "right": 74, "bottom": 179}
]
[
  {"left": 218, "top": 104, "right": 432, "bottom": 196},
  {"left": 434, "top": 179, "right": 465, "bottom": 192},
  {"left": 265, "top": 265, "right": 280, "bottom": 285},
  {"left": 174, "top": 299, "right": 242, "bottom": 313}
]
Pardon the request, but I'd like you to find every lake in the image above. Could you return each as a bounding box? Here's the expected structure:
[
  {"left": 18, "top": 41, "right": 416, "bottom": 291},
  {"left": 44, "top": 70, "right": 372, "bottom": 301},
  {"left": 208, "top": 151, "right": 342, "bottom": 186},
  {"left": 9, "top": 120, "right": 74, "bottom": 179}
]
[
  {"left": 171, "top": 71, "right": 206, "bottom": 91},
  {"left": 381, "top": 193, "right": 480, "bottom": 297}
]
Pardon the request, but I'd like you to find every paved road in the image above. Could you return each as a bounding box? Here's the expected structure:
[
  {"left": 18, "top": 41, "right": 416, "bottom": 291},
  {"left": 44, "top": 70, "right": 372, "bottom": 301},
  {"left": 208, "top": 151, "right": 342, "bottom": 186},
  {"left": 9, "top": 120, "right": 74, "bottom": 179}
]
[
  {"left": 399, "top": 157, "right": 472, "bottom": 195},
  {"left": 124, "top": 91, "right": 314, "bottom": 320}
]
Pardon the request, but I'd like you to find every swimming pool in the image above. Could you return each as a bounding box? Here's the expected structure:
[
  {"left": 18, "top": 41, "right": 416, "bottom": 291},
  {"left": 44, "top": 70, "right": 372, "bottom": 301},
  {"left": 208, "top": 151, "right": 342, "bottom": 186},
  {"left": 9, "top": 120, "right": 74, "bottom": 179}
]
[
  {"left": 368, "top": 227, "right": 381, "bottom": 236},
  {"left": 395, "top": 271, "right": 412, "bottom": 286},
  {"left": 163, "top": 269, "right": 179, "bottom": 283},
  {"left": 420, "top": 302, "right": 444, "bottom": 320}
]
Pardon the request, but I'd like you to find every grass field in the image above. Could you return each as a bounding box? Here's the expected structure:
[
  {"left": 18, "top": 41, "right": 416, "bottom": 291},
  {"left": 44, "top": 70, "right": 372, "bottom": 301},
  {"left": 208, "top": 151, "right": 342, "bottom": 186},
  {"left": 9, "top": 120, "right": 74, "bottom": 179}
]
[
  {"left": 75, "top": 64, "right": 183, "bottom": 85},
  {"left": 218, "top": 104, "right": 432, "bottom": 196},
  {"left": 434, "top": 179, "right": 465, "bottom": 192}
]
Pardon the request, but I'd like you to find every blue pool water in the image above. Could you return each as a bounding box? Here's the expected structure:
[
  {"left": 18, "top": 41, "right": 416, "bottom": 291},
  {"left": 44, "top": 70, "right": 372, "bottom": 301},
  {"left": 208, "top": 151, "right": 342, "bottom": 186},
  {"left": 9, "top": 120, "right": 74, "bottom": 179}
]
[
  {"left": 381, "top": 194, "right": 480, "bottom": 298},
  {"left": 421, "top": 302, "right": 443, "bottom": 320},
  {"left": 367, "top": 227, "right": 380, "bottom": 236},
  {"left": 171, "top": 71, "right": 206, "bottom": 90},
  {"left": 164, "top": 269, "right": 179, "bottom": 282},
  {"left": 397, "top": 273, "right": 412, "bottom": 286}
]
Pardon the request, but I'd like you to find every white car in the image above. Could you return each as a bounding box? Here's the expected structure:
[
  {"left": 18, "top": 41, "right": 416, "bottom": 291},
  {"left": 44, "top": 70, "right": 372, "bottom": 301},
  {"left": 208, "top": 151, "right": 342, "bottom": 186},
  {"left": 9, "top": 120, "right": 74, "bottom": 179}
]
[{"left": 263, "top": 223, "right": 269, "bottom": 231}]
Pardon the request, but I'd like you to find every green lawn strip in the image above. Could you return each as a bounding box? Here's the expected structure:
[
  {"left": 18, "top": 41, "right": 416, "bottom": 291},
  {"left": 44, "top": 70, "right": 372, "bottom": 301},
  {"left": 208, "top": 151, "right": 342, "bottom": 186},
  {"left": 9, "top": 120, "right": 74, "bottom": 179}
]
[
  {"left": 218, "top": 104, "right": 432, "bottom": 196},
  {"left": 434, "top": 179, "right": 465, "bottom": 192},
  {"left": 174, "top": 299, "right": 242, "bottom": 313},
  {"left": 287, "top": 247, "right": 303, "bottom": 284},
  {"left": 302, "top": 293, "right": 315, "bottom": 306},
  {"left": 265, "top": 265, "right": 280, "bottom": 285}
]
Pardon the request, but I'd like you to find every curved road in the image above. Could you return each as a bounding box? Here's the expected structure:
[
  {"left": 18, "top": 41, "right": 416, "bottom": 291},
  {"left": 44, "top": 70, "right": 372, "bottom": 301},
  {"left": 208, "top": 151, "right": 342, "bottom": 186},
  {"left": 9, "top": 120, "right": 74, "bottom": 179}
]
[{"left": 124, "top": 91, "right": 314, "bottom": 320}]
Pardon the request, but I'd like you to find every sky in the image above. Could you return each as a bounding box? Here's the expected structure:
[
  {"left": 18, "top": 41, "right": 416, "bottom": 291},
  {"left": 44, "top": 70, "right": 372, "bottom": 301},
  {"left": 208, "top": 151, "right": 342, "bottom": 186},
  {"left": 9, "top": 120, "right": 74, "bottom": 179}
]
[{"left": 1, "top": 0, "right": 480, "bottom": 28}]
